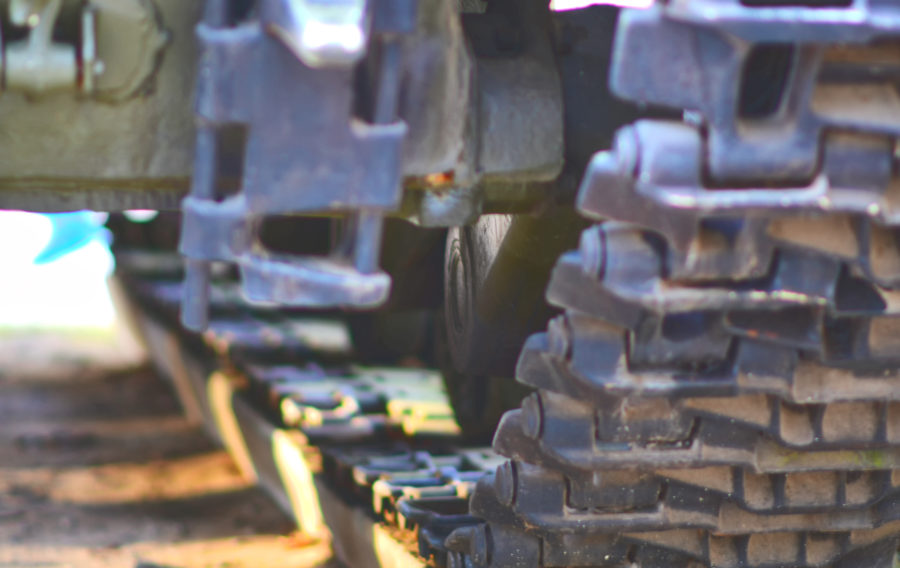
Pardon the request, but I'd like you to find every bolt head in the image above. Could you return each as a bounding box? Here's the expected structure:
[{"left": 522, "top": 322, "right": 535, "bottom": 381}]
[
  {"left": 522, "top": 393, "right": 543, "bottom": 440},
  {"left": 547, "top": 316, "right": 570, "bottom": 359},
  {"left": 494, "top": 461, "right": 517, "bottom": 507},
  {"left": 579, "top": 226, "right": 605, "bottom": 279}
]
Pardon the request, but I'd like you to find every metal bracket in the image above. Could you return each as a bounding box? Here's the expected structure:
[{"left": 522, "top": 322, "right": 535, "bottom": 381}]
[
  {"left": 6, "top": 0, "right": 81, "bottom": 94},
  {"left": 3, "top": 0, "right": 169, "bottom": 98},
  {"left": 180, "top": 0, "right": 417, "bottom": 330}
]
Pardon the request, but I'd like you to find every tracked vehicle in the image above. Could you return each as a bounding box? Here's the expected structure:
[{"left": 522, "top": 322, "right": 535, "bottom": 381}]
[{"left": 10, "top": 0, "right": 900, "bottom": 566}]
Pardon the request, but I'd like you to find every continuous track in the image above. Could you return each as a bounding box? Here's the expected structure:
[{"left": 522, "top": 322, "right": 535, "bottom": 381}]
[
  {"left": 111, "top": 3, "right": 900, "bottom": 567},
  {"left": 114, "top": 232, "right": 900, "bottom": 568},
  {"left": 114, "top": 247, "right": 501, "bottom": 568},
  {"left": 447, "top": 3, "right": 900, "bottom": 567}
]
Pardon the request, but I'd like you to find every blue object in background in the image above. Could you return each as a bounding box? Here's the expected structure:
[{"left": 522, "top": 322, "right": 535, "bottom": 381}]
[{"left": 34, "top": 212, "right": 110, "bottom": 265}]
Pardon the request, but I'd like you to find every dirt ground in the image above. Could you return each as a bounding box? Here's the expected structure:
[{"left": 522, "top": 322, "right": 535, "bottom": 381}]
[{"left": 0, "top": 330, "right": 339, "bottom": 568}]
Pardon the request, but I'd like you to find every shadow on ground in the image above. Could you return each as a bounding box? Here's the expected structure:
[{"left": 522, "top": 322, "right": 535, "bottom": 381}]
[{"left": 0, "top": 331, "right": 339, "bottom": 568}]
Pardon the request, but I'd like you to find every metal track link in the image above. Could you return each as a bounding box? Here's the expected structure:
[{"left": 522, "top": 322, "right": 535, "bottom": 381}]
[
  {"left": 454, "top": 2, "right": 900, "bottom": 567},
  {"left": 113, "top": 246, "right": 494, "bottom": 568}
]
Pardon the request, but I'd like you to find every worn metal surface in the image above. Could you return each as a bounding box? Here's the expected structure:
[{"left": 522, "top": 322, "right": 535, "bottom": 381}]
[
  {"left": 0, "top": 0, "right": 200, "bottom": 211},
  {"left": 450, "top": 2, "right": 900, "bottom": 567},
  {"left": 612, "top": 2, "right": 900, "bottom": 182}
]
